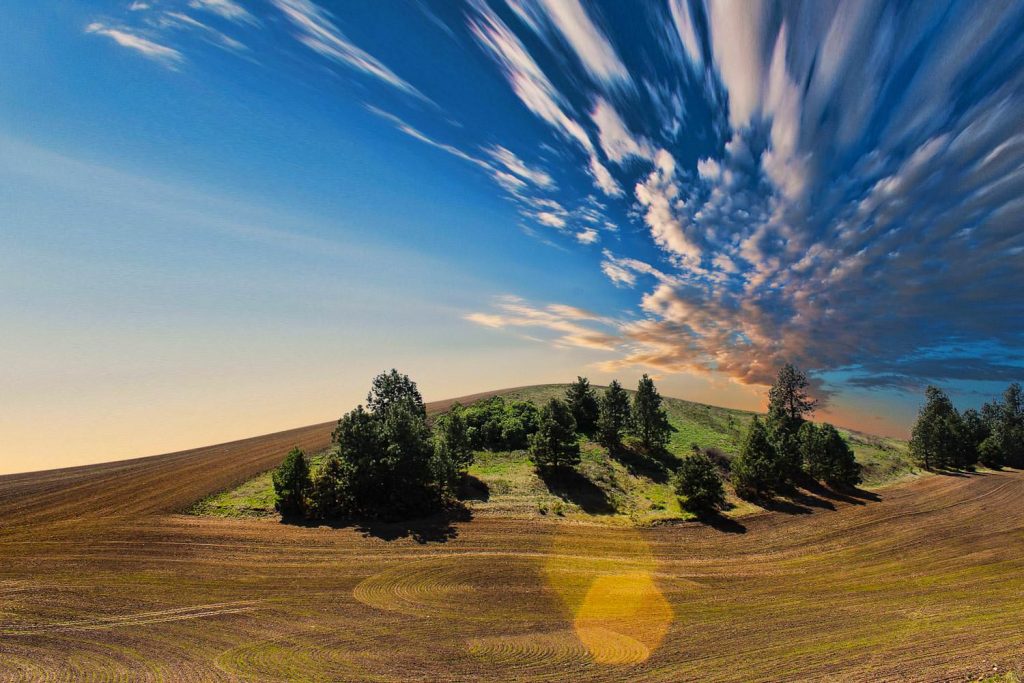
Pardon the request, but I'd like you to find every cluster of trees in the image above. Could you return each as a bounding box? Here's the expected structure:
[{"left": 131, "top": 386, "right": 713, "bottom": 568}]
[
  {"left": 909, "top": 383, "right": 1024, "bottom": 470},
  {"left": 456, "top": 396, "right": 539, "bottom": 450},
  {"left": 730, "top": 364, "right": 861, "bottom": 500},
  {"left": 272, "top": 370, "right": 472, "bottom": 521},
  {"left": 526, "top": 374, "right": 675, "bottom": 471}
]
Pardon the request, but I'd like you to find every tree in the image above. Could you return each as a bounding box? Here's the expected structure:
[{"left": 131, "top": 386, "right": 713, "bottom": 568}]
[
  {"left": 956, "top": 408, "right": 987, "bottom": 470},
  {"left": 674, "top": 452, "right": 726, "bottom": 513},
  {"left": 766, "top": 363, "right": 817, "bottom": 477},
  {"left": 732, "top": 417, "right": 784, "bottom": 498},
  {"left": 461, "top": 396, "right": 539, "bottom": 450},
  {"left": 310, "top": 452, "right": 352, "bottom": 519},
  {"left": 631, "top": 374, "right": 672, "bottom": 451},
  {"left": 530, "top": 398, "right": 580, "bottom": 470},
  {"left": 800, "top": 422, "right": 861, "bottom": 486},
  {"left": 909, "top": 386, "right": 961, "bottom": 470},
  {"left": 326, "top": 371, "right": 451, "bottom": 520},
  {"left": 433, "top": 403, "right": 474, "bottom": 486},
  {"left": 597, "top": 380, "right": 632, "bottom": 448},
  {"left": 978, "top": 436, "right": 1004, "bottom": 469},
  {"left": 366, "top": 369, "right": 425, "bottom": 418},
  {"left": 565, "top": 376, "right": 600, "bottom": 435},
  {"left": 272, "top": 447, "right": 311, "bottom": 517},
  {"left": 989, "top": 383, "right": 1024, "bottom": 468}
]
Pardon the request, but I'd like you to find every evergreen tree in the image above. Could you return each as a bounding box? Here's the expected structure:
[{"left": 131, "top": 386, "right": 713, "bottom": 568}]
[
  {"left": 272, "top": 447, "right": 311, "bottom": 517},
  {"left": 800, "top": 422, "right": 861, "bottom": 486},
  {"left": 732, "top": 417, "right": 784, "bottom": 498},
  {"left": 908, "top": 386, "right": 960, "bottom": 470},
  {"left": 310, "top": 452, "right": 352, "bottom": 519},
  {"left": 766, "top": 363, "right": 817, "bottom": 477},
  {"left": 631, "top": 374, "right": 672, "bottom": 451},
  {"left": 957, "top": 408, "right": 987, "bottom": 470},
  {"left": 674, "top": 452, "right": 726, "bottom": 512},
  {"left": 565, "top": 376, "right": 600, "bottom": 435},
  {"left": 529, "top": 398, "right": 580, "bottom": 470},
  {"left": 433, "top": 403, "right": 474, "bottom": 486},
  {"left": 992, "top": 383, "right": 1024, "bottom": 467},
  {"left": 597, "top": 380, "right": 632, "bottom": 449},
  {"left": 366, "top": 368, "right": 426, "bottom": 418}
]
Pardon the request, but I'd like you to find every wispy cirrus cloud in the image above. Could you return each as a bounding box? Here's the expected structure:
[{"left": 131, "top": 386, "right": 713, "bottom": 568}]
[
  {"left": 85, "top": 22, "right": 183, "bottom": 67},
  {"left": 188, "top": 0, "right": 256, "bottom": 25},
  {"left": 271, "top": 0, "right": 431, "bottom": 104}
]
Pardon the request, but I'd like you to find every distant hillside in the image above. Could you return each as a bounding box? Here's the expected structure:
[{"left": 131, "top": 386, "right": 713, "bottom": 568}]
[{"left": 193, "top": 384, "right": 916, "bottom": 525}]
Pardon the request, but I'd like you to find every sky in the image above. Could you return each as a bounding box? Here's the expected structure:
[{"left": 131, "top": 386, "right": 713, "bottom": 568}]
[{"left": 2, "top": 0, "right": 1023, "bottom": 474}]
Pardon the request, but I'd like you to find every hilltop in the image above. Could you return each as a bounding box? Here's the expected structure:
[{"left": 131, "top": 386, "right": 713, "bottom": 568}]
[{"left": 192, "top": 384, "right": 915, "bottom": 525}]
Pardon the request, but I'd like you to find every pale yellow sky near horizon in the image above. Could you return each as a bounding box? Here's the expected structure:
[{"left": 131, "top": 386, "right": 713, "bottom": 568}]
[{"left": 1, "top": 353, "right": 909, "bottom": 477}]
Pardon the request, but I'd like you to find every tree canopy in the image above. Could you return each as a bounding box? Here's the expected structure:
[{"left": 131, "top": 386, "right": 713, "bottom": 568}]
[
  {"left": 530, "top": 398, "right": 580, "bottom": 470},
  {"left": 732, "top": 417, "right": 784, "bottom": 498},
  {"left": 597, "top": 380, "right": 632, "bottom": 449},
  {"left": 272, "top": 447, "right": 311, "bottom": 518},
  {"left": 632, "top": 374, "right": 672, "bottom": 451},
  {"left": 565, "top": 376, "right": 600, "bottom": 435},
  {"left": 675, "top": 452, "right": 726, "bottom": 513}
]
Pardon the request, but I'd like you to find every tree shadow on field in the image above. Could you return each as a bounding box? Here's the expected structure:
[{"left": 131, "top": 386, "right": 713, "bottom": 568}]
[
  {"left": 539, "top": 467, "right": 616, "bottom": 515},
  {"left": 608, "top": 444, "right": 670, "bottom": 483},
  {"left": 457, "top": 474, "right": 490, "bottom": 502},
  {"left": 287, "top": 505, "right": 471, "bottom": 544},
  {"left": 799, "top": 478, "right": 866, "bottom": 506},
  {"left": 695, "top": 510, "right": 747, "bottom": 534}
]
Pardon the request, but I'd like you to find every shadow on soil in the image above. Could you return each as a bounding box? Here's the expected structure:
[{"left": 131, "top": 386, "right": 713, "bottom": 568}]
[
  {"left": 539, "top": 467, "right": 616, "bottom": 514},
  {"left": 457, "top": 474, "right": 490, "bottom": 502},
  {"left": 696, "top": 510, "right": 747, "bottom": 534},
  {"left": 283, "top": 505, "right": 471, "bottom": 544},
  {"left": 608, "top": 444, "right": 671, "bottom": 483}
]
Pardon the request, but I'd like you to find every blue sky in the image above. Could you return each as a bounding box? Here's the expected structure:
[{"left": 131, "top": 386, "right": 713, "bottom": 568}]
[{"left": 2, "top": 0, "right": 1023, "bottom": 473}]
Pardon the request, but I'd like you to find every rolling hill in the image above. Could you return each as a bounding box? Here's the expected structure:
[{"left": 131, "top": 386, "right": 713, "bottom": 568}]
[
  {"left": 192, "top": 384, "right": 916, "bottom": 525},
  {"left": 0, "top": 387, "right": 1021, "bottom": 682}
]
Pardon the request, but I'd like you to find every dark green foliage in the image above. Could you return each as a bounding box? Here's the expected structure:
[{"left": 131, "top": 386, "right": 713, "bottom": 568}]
[
  {"left": 766, "top": 363, "right": 817, "bottom": 478},
  {"left": 978, "top": 435, "right": 1004, "bottom": 468},
  {"left": 732, "top": 417, "right": 784, "bottom": 498},
  {"left": 433, "top": 403, "right": 474, "bottom": 486},
  {"left": 674, "top": 452, "right": 726, "bottom": 512},
  {"left": 799, "top": 422, "right": 861, "bottom": 486},
  {"left": 631, "top": 374, "right": 672, "bottom": 451},
  {"left": 909, "top": 386, "right": 962, "bottom": 470},
  {"left": 530, "top": 398, "right": 580, "bottom": 470},
  {"left": 318, "top": 371, "right": 454, "bottom": 520},
  {"left": 597, "top": 380, "right": 632, "bottom": 448},
  {"left": 565, "top": 376, "right": 600, "bottom": 435},
  {"left": 366, "top": 369, "right": 425, "bottom": 418},
  {"left": 310, "top": 452, "right": 352, "bottom": 519},
  {"left": 956, "top": 408, "right": 987, "bottom": 469},
  {"left": 986, "top": 383, "right": 1024, "bottom": 468},
  {"left": 461, "top": 396, "right": 540, "bottom": 450},
  {"left": 272, "top": 447, "right": 311, "bottom": 517}
]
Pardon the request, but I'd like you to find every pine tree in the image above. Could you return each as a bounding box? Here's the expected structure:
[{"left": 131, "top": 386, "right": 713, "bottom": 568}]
[
  {"left": 766, "top": 363, "right": 817, "bottom": 478},
  {"left": 529, "top": 398, "right": 580, "bottom": 470},
  {"left": 800, "top": 422, "right": 861, "bottom": 486},
  {"left": 565, "top": 376, "right": 600, "bottom": 435},
  {"left": 272, "top": 447, "right": 311, "bottom": 518},
  {"left": 310, "top": 452, "right": 353, "bottom": 519},
  {"left": 732, "top": 417, "right": 784, "bottom": 498},
  {"left": 433, "top": 403, "right": 474, "bottom": 486},
  {"left": 631, "top": 374, "right": 672, "bottom": 451},
  {"left": 597, "top": 380, "right": 632, "bottom": 448},
  {"left": 908, "top": 386, "right": 960, "bottom": 470}
]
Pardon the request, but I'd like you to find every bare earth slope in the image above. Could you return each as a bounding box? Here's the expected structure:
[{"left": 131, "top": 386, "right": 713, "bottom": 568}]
[{"left": 1, "top": 395, "right": 1022, "bottom": 681}]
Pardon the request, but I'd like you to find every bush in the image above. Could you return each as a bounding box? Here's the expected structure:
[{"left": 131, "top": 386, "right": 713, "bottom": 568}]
[
  {"left": 272, "top": 447, "right": 311, "bottom": 518},
  {"left": 674, "top": 452, "right": 726, "bottom": 513},
  {"left": 461, "top": 396, "right": 539, "bottom": 450},
  {"left": 530, "top": 398, "right": 580, "bottom": 470}
]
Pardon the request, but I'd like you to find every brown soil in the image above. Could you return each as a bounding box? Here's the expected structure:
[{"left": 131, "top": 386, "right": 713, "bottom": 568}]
[{"left": 1, "top": 403, "right": 1021, "bottom": 681}]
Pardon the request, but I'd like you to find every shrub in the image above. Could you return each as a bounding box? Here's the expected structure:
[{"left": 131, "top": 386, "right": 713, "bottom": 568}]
[
  {"left": 530, "top": 398, "right": 580, "bottom": 470},
  {"left": 272, "top": 447, "right": 311, "bottom": 518},
  {"left": 461, "top": 396, "right": 539, "bottom": 450},
  {"left": 674, "top": 452, "right": 726, "bottom": 513}
]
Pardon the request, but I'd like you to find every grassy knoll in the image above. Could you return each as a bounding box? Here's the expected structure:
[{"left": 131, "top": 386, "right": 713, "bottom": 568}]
[{"left": 192, "top": 385, "right": 916, "bottom": 524}]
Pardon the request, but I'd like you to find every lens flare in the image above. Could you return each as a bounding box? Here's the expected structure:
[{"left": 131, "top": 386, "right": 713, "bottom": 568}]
[{"left": 543, "top": 527, "right": 672, "bottom": 664}]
